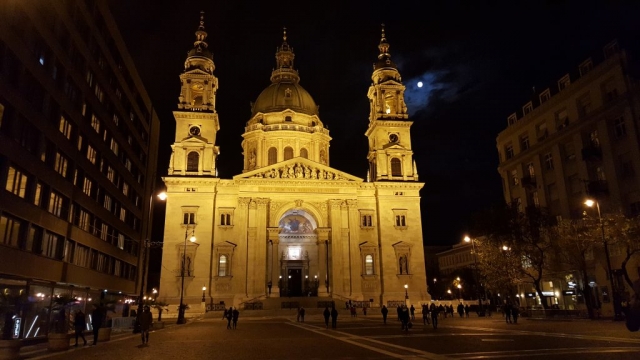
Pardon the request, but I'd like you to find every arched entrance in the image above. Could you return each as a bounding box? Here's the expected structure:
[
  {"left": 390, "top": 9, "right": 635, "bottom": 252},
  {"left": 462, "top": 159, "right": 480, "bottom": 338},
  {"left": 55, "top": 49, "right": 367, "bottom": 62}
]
[{"left": 278, "top": 209, "right": 319, "bottom": 297}]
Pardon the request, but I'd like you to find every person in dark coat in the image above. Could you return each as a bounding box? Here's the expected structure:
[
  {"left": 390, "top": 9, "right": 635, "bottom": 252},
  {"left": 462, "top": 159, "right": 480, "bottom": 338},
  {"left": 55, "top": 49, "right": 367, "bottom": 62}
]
[
  {"left": 430, "top": 303, "right": 439, "bottom": 329},
  {"left": 464, "top": 304, "right": 470, "bottom": 318},
  {"left": 91, "top": 305, "right": 104, "bottom": 345},
  {"left": 323, "top": 307, "right": 330, "bottom": 328},
  {"left": 381, "top": 305, "right": 388, "bottom": 324},
  {"left": 226, "top": 307, "right": 233, "bottom": 329},
  {"left": 139, "top": 305, "right": 153, "bottom": 344},
  {"left": 232, "top": 307, "right": 239, "bottom": 329},
  {"left": 400, "top": 305, "right": 410, "bottom": 331},
  {"left": 73, "top": 310, "right": 87, "bottom": 346},
  {"left": 505, "top": 303, "right": 512, "bottom": 324},
  {"left": 222, "top": 307, "right": 228, "bottom": 320},
  {"left": 512, "top": 305, "right": 519, "bottom": 324},
  {"left": 330, "top": 306, "right": 338, "bottom": 328},
  {"left": 410, "top": 305, "right": 416, "bottom": 320},
  {"left": 449, "top": 305, "right": 454, "bottom": 317},
  {"left": 457, "top": 303, "right": 464, "bottom": 317},
  {"left": 438, "top": 304, "right": 445, "bottom": 318},
  {"left": 422, "top": 305, "right": 430, "bottom": 325},
  {"left": 299, "top": 307, "right": 305, "bottom": 322},
  {"left": 396, "top": 305, "right": 402, "bottom": 321}
]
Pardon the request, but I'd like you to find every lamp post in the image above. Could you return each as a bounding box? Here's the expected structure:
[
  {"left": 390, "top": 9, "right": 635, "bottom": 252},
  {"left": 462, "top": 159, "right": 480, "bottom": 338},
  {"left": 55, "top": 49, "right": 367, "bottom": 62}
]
[
  {"left": 584, "top": 199, "right": 622, "bottom": 320},
  {"left": 447, "top": 289, "right": 452, "bottom": 300},
  {"left": 404, "top": 284, "right": 409, "bottom": 306},
  {"left": 201, "top": 286, "right": 206, "bottom": 303},
  {"left": 464, "top": 235, "right": 484, "bottom": 314},
  {"left": 177, "top": 227, "right": 196, "bottom": 324},
  {"left": 134, "top": 191, "right": 166, "bottom": 333}
]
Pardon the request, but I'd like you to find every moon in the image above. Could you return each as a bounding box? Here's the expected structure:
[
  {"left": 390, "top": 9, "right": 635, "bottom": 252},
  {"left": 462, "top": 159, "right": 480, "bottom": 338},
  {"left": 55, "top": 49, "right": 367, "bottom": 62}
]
[{"left": 417, "top": 81, "right": 423, "bottom": 88}]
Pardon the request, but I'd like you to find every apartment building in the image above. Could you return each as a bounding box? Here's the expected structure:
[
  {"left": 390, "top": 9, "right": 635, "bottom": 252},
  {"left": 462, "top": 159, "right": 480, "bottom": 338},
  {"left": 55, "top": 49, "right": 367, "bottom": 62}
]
[
  {"left": 496, "top": 41, "right": 640, "bottom": 314},
  {"left": 0, "top": 0, "right": 159, "bottom": 338}
]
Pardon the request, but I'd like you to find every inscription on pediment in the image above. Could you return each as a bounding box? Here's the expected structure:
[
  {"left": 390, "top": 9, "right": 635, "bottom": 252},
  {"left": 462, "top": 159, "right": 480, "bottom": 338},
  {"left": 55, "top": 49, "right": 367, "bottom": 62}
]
[{"left": 252, "top": 162, "right": 348, "bottom": 180}]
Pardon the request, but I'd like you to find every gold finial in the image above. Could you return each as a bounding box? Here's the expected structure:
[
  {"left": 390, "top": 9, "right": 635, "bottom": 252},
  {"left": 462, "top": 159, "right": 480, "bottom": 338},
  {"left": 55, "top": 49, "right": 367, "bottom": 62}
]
[
  {"left": 199, "top": 11, "right": 205, "bottom": 30},
  {"left": 283, "top": 27, "right": 287, "bottom": 42},
  {"left": 381, "top": 23, "right": 386, "bottom": 41}
]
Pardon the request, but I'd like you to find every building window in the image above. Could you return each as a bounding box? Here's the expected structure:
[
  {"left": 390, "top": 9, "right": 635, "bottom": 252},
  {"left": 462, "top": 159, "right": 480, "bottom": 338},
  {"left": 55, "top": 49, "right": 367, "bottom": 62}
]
[
  {"left": 107, "top": 166, "right": 115, "bottom": 182},
  {"left": 285, "top": 116, "right": 292, "bottom": 122},
  {"left": 5, "top": 166, "right": 28, "bottom": 198},
  {"left": 512, "top": 197, "right": 523, "bottom": 212},
  {"left": 613, "top": 117, "right": 627, "bottom": 139},
  {"left": 122, "top": 182, "right": 129, "bottom": 196},
  {"left": 103, "top": 195, "right": 112, "bottom": 211},
  {"left": 395, "top": 215, "right": 406, "bottom": 227},
  {"left": 183, "top": 212, "right": 196, "bottom": 225},
  {"left": 48, "top": 191, "right": 65, "bottom": 217},
  {"left": 577, "top": 93, "right": 592, "bottom": 117},
  {"left": 78, "top": 208, "right": 90, "bottom": 231},
  {"left": 539, "top": 89, "right": 551, "bottom": 103},
  {"left": 391, "top": 158, "right": 402, "bottom": 176},
  {"left": 362, "top": 214, "right": 373, "bottom": 227},
  {"left": 522, "top": 102, "right": 533, "bottom": 115},
  {"left": 589, "top": 130, "right": 600, "bottom": 147},
  {"left": 558, "top": 74, "right": 570, "bottom": 91},
  {"left": 365, "top": 255, "right": 374, "bottom": 275},
  {"left": 507, "top": 113, "right": 517, "bottom": 126},
  {"left": 284, "top": 146, "right": 293, "bottom": 160},
  {"left": 555, "top": 109, "right": 569, "bottom": 129},
  {"left": 218, "top": 255, "right": 228, "bottom": 276},
  {"left": 596, "top": 166, "right": 606, "bottom": 181},
  {"left": 602, "top": 79, "right": 619, "bottom": 102},
  {"left": 544, "top": 153, "right": 554, "bottom": 170},
  {"left": 532, "top": 191, "right": 540, "bottom": 207},
  {"left": 511, "top": 169, "right": 519, "bottom": 186},
  {"left": 86, "top": 145, "right": 97, "bottom": 164},
  {"left": 579, "top": 58, "right": 593, "bottom": 76},
  {"left": 527, "top": 162, "right": 535, "bottom": 177},
  {"left": 54, "top": 152, "right": 68, "bottom": 178},
  {"left": 300, "top": 148, "right": 308, "bottom": 159},
  {"left": 187, "top": 152, "right": 199, "bottom": 172},
  {"left": 59, "top": 115, "right": 72, "bottom": 139},
  {"left": 0, "top": 214, "right": 22, "bottom": 247},
  {"left": 42, "top": 231, "right": 61, "bottom": 259},
  {"left": 520, "top": 134, "right": 529, "bottom": 151},
  {"left": 505, "top": 144, "right": 514, "bottom": 160},
  {"left": 83, "top": 177, "right": 92, "bottom": 196},
  {"left": 219, "top": 208, "right": 234, "bottom": 226},
  {"left": 110, "top": 138, "right": 119, "bottom": 155},
  {"left": 90, "top": 114, "right": 100, "bottom": 133},
  {"left": 268, "top": 147, "right": 277, "bottom": 165}
]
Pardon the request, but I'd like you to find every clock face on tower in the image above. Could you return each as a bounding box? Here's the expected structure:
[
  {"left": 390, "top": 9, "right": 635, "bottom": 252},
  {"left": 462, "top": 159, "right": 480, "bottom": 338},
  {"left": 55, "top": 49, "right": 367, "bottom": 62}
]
[
  {"left": 189, "top": 126, "right": 201, "bottom": 136},
  {"left": 389, "top": 133, "right": 399, "bottom": 143}
]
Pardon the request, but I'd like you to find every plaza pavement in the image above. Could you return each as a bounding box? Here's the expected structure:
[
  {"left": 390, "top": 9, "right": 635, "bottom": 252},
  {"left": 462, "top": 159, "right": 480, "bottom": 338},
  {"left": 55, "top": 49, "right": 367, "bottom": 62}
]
[{"left": 22, "top": 311, "right": 640, "bottom": 360}]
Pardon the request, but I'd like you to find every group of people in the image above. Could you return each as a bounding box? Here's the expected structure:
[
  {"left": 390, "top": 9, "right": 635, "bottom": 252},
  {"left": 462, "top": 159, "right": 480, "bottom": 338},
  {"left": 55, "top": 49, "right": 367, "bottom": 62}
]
[
  {"left": 322, "top": 306, "right": 339, "bottom": 328},
  {"left": 502, "top": 303, "right": 520, "bottom": 324},
  {"left": 222, "top": 307, "right": 240, "bottom": 329},
  {"left": 72, "top": 304, "right": 154, "bottom": 346}
]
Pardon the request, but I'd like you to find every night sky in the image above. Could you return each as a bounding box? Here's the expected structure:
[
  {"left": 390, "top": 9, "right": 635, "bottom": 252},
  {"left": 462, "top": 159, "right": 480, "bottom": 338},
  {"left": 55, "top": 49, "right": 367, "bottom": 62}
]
[{"left": 110, "top": 0, "right": 639, "bottom": 248}]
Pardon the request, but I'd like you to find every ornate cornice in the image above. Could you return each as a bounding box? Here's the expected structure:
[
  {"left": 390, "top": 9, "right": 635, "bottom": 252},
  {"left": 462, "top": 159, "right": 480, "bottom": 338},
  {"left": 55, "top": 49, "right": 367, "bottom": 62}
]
[{"left": 162, "top": 177, "right": 220, "bottom": 186}]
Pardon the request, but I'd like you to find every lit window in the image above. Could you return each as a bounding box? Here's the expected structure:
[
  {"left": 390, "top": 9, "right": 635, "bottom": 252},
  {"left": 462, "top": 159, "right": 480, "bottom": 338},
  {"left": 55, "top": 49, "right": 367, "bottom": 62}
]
[
  {"left": 365, "top": 255, "right": 374, "bottom": 275},
  {"left": 5, "top": 166, "right": 28, "bottom": 198},
  {"left": 91, "top": 115, "right": 100, "bottom": 133},
  {"left": 391, "top": 158, "right": 402, "bottom": 176},
  {"left": 86, "top": 145, "right": 97, "bottom": 164},
  {"left": 59, "top": 115, "right": 72, "bottom": 139},
  {"left": 54, "top": 152, "right": 68, "bottom": 177},
  {"left": 218, "top": 255, "right": 227, "bottom": 276}
]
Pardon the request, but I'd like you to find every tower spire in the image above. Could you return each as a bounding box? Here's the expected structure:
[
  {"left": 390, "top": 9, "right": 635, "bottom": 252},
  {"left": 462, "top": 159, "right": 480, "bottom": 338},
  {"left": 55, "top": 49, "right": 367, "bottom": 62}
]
[
  {"left": 193, "top": 11, "right": 209, "bottom": 54},
  {"left": 271, "top": 27, "right": 299, "bottom": 83}
]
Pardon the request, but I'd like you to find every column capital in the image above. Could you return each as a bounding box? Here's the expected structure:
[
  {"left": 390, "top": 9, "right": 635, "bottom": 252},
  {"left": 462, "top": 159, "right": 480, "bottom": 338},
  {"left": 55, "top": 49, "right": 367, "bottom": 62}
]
[
  {"left": 328, "top": 199, "right": 343, "bottom": 209},
  {"left": 238, "top": 197, "right": 251, "bottom": 207},
  {"left": 315, "top": 227, "right": 331, "bottom": 241},
  {"left": 255, "top": 198, "right": 270, "bottom": 207},
  {"left": 345, "top": 199, "right": 358, "bottom": 208},
  {"left": 267, "top": 227, "right": 281, "bottom": 241}
]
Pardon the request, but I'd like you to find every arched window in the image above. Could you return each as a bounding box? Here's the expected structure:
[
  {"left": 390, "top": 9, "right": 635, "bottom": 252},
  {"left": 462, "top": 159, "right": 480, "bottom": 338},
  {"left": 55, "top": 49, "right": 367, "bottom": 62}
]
[
  {"left": 284, "top": 147, "right": 293, "bottom": 160},
  {"left": 391, "top": 158, "right": 402, "bottom": 176},
  {"left": 187, "top": 152, "right": 199, "bottom": 172},
  {"left": 218, "top": 255, "right": 227, "bottom": 276},
  {"left": 268, "top": 147, "right": 277, "bottom": 165},
  {"left": 365, "top": 255, "right": 374, "bottom": 275},
  {"left": 300, "top": 148, "right": 308, "bottom": 159},
  {"left": 285, "top": 116, "right": 292, "bottom": 122}
]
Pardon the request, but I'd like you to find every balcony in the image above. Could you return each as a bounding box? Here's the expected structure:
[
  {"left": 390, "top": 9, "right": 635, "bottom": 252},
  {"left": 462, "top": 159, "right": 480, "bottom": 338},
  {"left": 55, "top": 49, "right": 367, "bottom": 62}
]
[
  {"left": 581, "top": 144, "right": 602, "bottom": 161},
  {"left": 587, "top": 180, "right": 609, "bottom": 195},
  {"left": 521, "top": 175, "right": 537, "bottom": 188}
]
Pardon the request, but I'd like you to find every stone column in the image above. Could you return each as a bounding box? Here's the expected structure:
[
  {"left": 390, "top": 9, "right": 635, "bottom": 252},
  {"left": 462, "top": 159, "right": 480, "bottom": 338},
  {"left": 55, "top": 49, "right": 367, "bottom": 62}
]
[
  {"left": 346, "top": 200, "right": 361, "bottom": 298},
  {"left": 237, "top": 197, "right": 251, "bottom": 301},
  {"left": 267, "top": 228, "right": 281, "bottom": 297},
  {"left": 253, "top": 198, "right": 269, "bottom": 298},
  {"left": 316, "top": 228, "right": 331, "bottom": 296},
  {"left": 328, "top": 200, "right": 343, "bottom": 296}
]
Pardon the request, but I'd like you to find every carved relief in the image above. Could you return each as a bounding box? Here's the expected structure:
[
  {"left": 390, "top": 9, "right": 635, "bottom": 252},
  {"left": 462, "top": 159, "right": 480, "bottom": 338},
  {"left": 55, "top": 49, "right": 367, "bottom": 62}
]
[
  {"left": 294, "top": 199, "right": 304, "bottom": 208},
  {"left": 253, "top": 163, "right": 348, "bottom": 181},
  {"left": 238, "top": 197, "right": 252, "bottom": 207}
]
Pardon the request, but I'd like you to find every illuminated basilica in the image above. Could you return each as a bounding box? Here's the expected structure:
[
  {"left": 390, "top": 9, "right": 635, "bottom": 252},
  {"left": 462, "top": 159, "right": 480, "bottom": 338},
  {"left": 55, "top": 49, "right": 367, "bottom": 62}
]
[{"left": 158, "top": 15, "right": 429, "bottom": 310}]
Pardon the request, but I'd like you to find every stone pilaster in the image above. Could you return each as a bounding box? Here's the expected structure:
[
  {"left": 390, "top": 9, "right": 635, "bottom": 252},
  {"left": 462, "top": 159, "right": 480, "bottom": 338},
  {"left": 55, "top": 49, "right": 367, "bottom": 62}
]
[
  {"left": 267, "top": 228, "right": 281, "bottom": 297},
  {"left": 315, "top": 227, "right": 331, "bottom": 296},
  {"left": 346, "top": 199, "right": 361, "bottom": 298},
  {"left": 253, "top": 198, "right": 269, "bottom": 297},
  {"left": 328, "top": 199, "right": 343, "bottom": 297},
  {"left": 237, "top": 197, "right": 251, "bottom": 298}
]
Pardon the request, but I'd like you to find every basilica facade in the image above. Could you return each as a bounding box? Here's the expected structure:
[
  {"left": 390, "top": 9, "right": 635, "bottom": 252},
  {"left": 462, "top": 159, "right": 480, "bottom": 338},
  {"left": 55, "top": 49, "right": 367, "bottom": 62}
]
[{"left": 158, "top": 16, "right": 429, "bottom": 309}]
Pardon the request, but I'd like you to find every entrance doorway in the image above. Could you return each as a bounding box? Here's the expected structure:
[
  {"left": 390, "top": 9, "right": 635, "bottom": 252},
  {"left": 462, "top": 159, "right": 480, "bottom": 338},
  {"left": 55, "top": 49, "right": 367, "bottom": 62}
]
[{"left": 287, "top": 268, "right": 302, "bottom": 296}]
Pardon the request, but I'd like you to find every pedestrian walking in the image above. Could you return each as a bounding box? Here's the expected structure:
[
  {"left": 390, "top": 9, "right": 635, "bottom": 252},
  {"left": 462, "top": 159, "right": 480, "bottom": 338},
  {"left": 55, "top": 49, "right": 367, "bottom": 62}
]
[
  {"left": 139, "top": 305, "right": 153, "bottom": 344},
  {"left": 226, "top": 307, "right": 233, "bottom": 329},
  {"left": 396, "top": 305, "right": 402, "bottom": 321},
  {"left": 297, "top": 307, "right": 301, "bottom": 322},
  {"left": 91, "top": 305, "right": 103, "bottom": 345},
  {"left": 400, "top": 305, "right": 410, "bottom": 331},
  {"left": 430, "top": 303, "right": 438, "bottom": 329},
  {"left": 422, "top": 305, "right": 430, "bottom": 325},
  {"left": 457, "top": 303, "right": 464, "bottom": 317},
  {"left": 350, "top": 306, "right": 357, "bottom": 317},
  {"left": 232, "top": 307, "right": 239, "bottom": 329},
  {"left": 464, "top": 304, "right": 470, "bottom": 318},
  {"left": 438, "top": 304, "right": 445, "bottom": 319},
  {"left": 505, "top": 303, "right": 512, "bottom": 324},
  {"left": 410, "top": 304, "right": 415, "bottom": 320},
  {"left": 73, "top": 310, "right": 87, "bottom": 346},
  {"left": 299, "top": 307, "right": 305, "bottom": 322},
  {"left": 449, "top": 304, "right": 454, "bottom": 317},
  {"left": 330, "top": 306, "right": 338, "bottom": 328},
  {"left": 512, "top": 305, "right": 519, "bottom": 324},
  {"left": 222, "top": 307, "right": 228, "bottom": 320},
  {"left": 381, "top": 305, "right": 388, "bottom": 324},
  {"left": 363, "top": 306, "right": 367, "bottom": 316},
  {"left": 323, "top": 307, "right": 330, "bottom": 328}
]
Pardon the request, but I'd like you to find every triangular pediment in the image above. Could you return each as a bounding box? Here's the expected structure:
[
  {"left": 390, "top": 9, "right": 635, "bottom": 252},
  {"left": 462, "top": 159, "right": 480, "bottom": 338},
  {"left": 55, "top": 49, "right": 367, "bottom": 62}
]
[
  {"left": 382, "top": 143, "right": 407, "bottom": 150},
  {"left": 180, "top": 135, "right": 209, "bottom": 144},
  {"left": 233, "top": 157, "right": 363, "bottom": 182},
  {"left": 183, "top": 69, "right": 211, "bottom": 76},
  {"left": 379, "top": 79, "right": 403, "bottom": 87}
]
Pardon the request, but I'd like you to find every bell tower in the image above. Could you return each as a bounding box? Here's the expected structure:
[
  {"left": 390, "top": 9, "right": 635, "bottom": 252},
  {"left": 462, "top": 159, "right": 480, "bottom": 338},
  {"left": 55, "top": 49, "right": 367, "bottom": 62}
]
[
  {"left": 168, "top": 11, "right": 220, "bottom": 176},
  {"left": 365, "top": 25, "right": 418, "bottom": 182}
]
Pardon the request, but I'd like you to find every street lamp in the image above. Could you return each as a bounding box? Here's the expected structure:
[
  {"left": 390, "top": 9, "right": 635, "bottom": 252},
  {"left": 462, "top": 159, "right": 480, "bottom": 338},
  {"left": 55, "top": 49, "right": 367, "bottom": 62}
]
[
  {"left": 464, "top": 235, "right": 484, "bottom": 314},
  {"left": 404, "top": 284, "right": 409, "bottom": 306},
  {"left": 202, "top": 286, "right": 206, "bottom": 303},
  {"left": 457, "top": 284, "right": 462, "bottom": 300},
  {"left": 177, "top": 227, "right": 197, "bottom": 324},
  {"left": 584, "top": 198, "right": 622, "bottom": 320},
  {"left": 447, "top": 289, "right": 452, "bottom": 300},
  {"left": 135, "top": 191, "right": 166, "bottom": 333}
]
